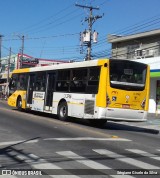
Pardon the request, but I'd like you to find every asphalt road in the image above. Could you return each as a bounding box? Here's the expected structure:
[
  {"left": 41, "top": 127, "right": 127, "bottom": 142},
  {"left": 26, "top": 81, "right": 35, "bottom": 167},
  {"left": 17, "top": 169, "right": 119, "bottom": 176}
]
[{"left": 0, "top": 100, "right": 160, "bottom": 178}]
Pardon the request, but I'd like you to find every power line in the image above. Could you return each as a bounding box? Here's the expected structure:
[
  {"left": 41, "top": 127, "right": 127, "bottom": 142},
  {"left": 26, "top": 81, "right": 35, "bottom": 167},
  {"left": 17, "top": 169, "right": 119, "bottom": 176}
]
[
  {"left": 17, "top": 4, "right": 75, "bottom": 34},
  {"left": 108, "top": 14, "right": 160, "bottom": 40},
  {"left": 2, "top": 2, "right": 160, "bottom": 61},
  {"left": 3, "top": 33, "right": 79, "bottom": 41},
  {"left": 2, "top": 45, "right": 17, "bottom": 55}
]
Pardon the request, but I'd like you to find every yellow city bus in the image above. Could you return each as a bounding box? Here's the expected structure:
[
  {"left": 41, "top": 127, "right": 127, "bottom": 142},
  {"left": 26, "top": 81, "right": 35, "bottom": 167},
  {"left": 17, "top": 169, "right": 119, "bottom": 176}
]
[{"left": 8, "top": 59, "right": 150, "bottom": 124}]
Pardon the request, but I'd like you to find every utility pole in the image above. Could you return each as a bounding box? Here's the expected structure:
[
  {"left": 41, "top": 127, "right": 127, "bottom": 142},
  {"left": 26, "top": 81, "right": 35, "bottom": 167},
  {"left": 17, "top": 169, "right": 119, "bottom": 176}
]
[
  {"left": 76, "top": 4, "right": 102, "bottom": 60},
  {"left": 21, "top": 35, "right": 24, "bottom": 58},
  {"left": 7, "top": 47, "right": 11, "bottom": 85},
  {"left": 0, "top": 34, "right": 4, "bottom": 68},
  {"left": 20, "top": 35, "right": 24, "bottom": 68},
  {"left": 16, "top": 34, "right": 24, "bottom": 68},
  {"left": 6, "top": 47, "right": 11, "bottom": 99}
]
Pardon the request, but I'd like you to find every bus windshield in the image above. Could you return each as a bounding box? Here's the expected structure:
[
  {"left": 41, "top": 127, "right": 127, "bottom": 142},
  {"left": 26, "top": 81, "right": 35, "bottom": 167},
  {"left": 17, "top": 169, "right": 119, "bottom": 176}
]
[{"left": 109, "top": 60, "right": 147, "bottom": 91}]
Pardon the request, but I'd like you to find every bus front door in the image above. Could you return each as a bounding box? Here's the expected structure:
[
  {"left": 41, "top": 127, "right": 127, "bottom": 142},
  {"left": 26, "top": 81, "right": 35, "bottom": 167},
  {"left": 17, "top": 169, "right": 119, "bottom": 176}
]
[
  {"left": 27, "top": 74, "right": 35, "bottom": 105},
  {"left": 44, "top": 73, "right": 55, "bottom": 111}
]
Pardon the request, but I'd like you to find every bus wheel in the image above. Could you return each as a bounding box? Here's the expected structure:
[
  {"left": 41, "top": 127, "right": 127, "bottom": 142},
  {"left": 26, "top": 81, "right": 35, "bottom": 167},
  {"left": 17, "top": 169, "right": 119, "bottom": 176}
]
[
  {"left": 17, "top": 97, "right": 22, "bottom": 111},
  {"left": 57, "top": 101, "right": 68, "bottom": 121}
]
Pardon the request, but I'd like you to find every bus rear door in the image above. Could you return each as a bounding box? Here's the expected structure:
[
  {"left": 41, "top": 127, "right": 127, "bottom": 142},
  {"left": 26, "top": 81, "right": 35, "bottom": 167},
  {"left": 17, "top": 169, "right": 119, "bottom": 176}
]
[{"left": 44, "top": 72, "right": 56, "bottom": 112}]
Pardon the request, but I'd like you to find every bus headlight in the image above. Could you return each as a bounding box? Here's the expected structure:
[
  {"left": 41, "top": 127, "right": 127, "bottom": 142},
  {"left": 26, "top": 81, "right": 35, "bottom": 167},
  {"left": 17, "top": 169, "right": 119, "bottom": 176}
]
[{"left": 141, "top": 98, "right": 146, "bottom": 109}]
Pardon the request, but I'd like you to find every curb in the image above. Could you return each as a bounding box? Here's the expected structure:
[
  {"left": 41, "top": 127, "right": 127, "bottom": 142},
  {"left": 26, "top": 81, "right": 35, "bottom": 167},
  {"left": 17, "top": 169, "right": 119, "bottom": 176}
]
[{"left": 148, "top": 113, "right": 160, "bottom": 119}]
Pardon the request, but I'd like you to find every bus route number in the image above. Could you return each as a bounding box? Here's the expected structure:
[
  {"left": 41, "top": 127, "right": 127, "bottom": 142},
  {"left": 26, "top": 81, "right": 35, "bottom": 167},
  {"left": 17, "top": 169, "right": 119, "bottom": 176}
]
[{"left": 64, "top": 94, "right": 71, "bottom": 99}]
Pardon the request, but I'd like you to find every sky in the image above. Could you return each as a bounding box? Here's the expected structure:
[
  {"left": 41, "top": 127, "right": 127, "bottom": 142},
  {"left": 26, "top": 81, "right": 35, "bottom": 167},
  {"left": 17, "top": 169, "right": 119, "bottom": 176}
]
[{"left": 1, "top": 0, "right": 160, "bottom": 61}]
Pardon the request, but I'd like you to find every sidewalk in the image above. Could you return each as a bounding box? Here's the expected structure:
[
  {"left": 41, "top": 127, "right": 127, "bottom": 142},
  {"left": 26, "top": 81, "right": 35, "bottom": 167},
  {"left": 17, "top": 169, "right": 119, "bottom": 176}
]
[
  {"left": 148, "top": 113, "right": 160, "bottom": 119},
  {"left": 119, "top": 114, "right": 160, "bottom": 132}
]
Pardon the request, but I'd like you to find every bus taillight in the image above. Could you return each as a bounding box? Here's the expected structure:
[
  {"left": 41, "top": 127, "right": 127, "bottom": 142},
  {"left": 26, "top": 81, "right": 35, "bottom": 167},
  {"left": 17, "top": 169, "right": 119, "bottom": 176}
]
[
  {"left": 106, "top": 94, "right": 111, "bottom": 106},
  {"left": 141, "top": 98, "right": 146, "bottom": 109}
]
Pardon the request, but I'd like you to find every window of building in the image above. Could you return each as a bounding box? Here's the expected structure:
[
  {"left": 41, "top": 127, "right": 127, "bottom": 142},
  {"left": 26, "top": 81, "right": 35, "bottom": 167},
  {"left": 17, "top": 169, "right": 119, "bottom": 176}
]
[{"left": 127, "top": 44, "right": 140, "bottom": 59}]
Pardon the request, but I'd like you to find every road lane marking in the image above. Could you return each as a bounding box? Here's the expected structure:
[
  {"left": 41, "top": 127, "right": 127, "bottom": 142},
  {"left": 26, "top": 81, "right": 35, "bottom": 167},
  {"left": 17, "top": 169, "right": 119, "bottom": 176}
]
[
  {"left": 0, "top": 176, "right": 17, "bottom": 178},
  {"left": 4, "top": 149, "right": 135, "bottom": 178},
  {"left": 126, "top": 149, "right": 160, "bottom": 161},
  {"left": 31, "top": 161, "right": 81, "bottom": 178},
  {"left": 111, "top": 176, "right": 135, "bottom": 178},
  {"left": 0, "top": 141, "right": 22, "bottom": 146},
  {"left": 56, "top": 150, "right": 111, "bottom": 170},
  {"left": 7, "top": 151, "right": 80, "bottom": 178},
  {"left": 0, "top": 139, "right": 39, "bottom": 147},
  {"left": 56, "top": 151, "right": 135, "bottom": 178},
  {"left": 93, "top": 149, "right": 160, "bottom": 169},
  {"left": 0, "top": 136, "right": 131, "bottom": 147},
  {"left": 44, "top": 137, "right": 131, "bottom": 141}
]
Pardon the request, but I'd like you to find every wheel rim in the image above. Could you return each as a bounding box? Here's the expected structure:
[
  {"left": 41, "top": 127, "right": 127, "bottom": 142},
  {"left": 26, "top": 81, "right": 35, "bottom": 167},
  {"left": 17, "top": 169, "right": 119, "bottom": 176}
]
[
  {"left": 18, "top": 99, "right": 22, "bottom": 108},
  {"left": 60, "top": 106, "right": 67, "bottom": 117}
]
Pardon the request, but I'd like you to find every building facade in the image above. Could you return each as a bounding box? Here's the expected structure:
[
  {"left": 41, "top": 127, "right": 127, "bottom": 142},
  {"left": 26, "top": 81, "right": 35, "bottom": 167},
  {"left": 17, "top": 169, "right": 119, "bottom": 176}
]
[
  {"left": 108, "top": 29, "right": 160, "bottom": 60},
  {"left": 0, "top": 53, "right": 67, "bottom": 97},
  {"left": 108, "top": 29, "right": 160, "bottom": 114},
  {"left": 0, "top": 53, "right": 67, "bottom": 83}
]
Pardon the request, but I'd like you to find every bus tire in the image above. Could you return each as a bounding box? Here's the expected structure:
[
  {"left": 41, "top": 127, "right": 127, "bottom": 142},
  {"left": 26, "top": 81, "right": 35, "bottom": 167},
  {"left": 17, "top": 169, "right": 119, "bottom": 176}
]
[
  {"left": 17, "top": 97, "right": 22, "bottom": 111},
  {"left": 57, "top": 101, "right": 68, "bottom": 121}
]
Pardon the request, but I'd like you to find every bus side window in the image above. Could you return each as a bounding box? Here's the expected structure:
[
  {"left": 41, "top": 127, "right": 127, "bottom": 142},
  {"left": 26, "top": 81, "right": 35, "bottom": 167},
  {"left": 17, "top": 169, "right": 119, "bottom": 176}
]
[
  {"left": 19, "top": 74, "right": 26, "bottom": 89},
  {"left": 70, "top": 69, "right": 87, "bottom": 92},
  {"left": 11, "top": 79, "right": 16, "bottom": 88},
  {"left": 35, "top": 72, "right": 46, "bottom": 91},
  {"left": 86, "top": 67, "right": 100, "bottom": 94},
  {"left": 57, "top": 82, "right": 62, "bottom": 87},
  {"left": 56, "top": 70, "right": 70, "bottom": 92},
  {"left": 10, "top": 74, "right": 18, "bottom": 90}
]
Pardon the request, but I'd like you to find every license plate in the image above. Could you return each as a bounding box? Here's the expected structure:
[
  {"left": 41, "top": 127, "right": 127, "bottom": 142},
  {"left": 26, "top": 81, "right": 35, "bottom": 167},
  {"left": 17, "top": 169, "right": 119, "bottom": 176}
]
[{"left": 122, "top": 104, "right": 130, "bottom": 109}]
